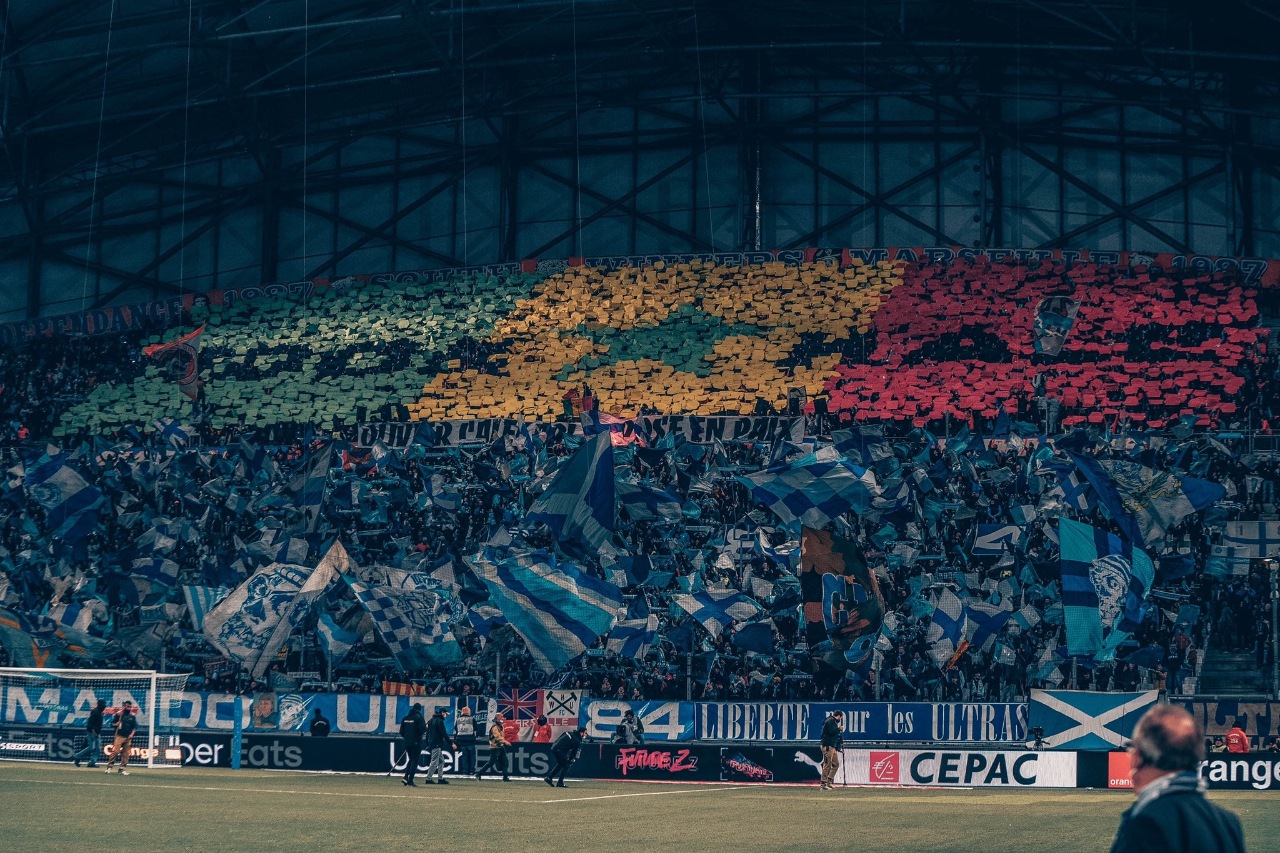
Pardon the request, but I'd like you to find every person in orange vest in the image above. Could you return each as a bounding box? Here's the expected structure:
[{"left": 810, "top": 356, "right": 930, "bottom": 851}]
[
  {"left": 502, "top": 715, "right": 522, "bottom": 746},
  {"left": 532, "top": 714, "right": 552, "bottom": 743},
  {"left": 476, "top": 713, "right": 510, "bottom": 781},
  {"left": 1225, "top": 722, "right": 1250, "bottom": 754}
]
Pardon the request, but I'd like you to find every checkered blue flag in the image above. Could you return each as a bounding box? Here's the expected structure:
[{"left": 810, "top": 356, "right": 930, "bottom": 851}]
[
  {"left": 737, "top": 455, "right": 879, "bottom": 530},
  {"left": 345, "top": 576, "right": 462, "bottom": 669}
]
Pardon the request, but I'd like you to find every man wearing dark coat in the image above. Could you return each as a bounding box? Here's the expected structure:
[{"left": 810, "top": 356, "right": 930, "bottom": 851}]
[
  {"left": 544, "top": 727, "right": 586, "bottom": 788},
  {"left": 1110, "top": 704, "right": 1246, "bottom": 853},
  {"left": 398, "top": 704, "right": 426, "bottom": 787}
]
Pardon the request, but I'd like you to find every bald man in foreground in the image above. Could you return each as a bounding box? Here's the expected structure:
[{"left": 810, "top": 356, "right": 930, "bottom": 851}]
[{"left": 1111, "top": 704, "right": 1246, "bottom": 853}]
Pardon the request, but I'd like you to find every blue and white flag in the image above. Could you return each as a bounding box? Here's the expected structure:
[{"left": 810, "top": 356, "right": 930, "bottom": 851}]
[
  {"left": 526, "top": 433, "right": 615, "bottom": 554},
  {"left": 22, "top": 450, "right": 104, "bottom": 544},
  {"left": 606, "top": 614, "right": 659, "bottom": 659},
  {"left": 926, "top": 588, "right": 966, "bottom": 667},
  {"left": 963, "top": 601, "right": 1013, "bottom": 654},
  {"left": 316, "top": 610, "right": 359, "bottom": 663},
  {"left": 1032, "top": 296, "right": 1082, "bottom": 356},
  {"left": 671, "top": 589, "right": 763, "bottom": 638},
  {"left": 131, "top": 557, "right": 181, "bottom": 588},
  {"left": 202, "top": 541, "right": 345, "bottom": 677},
  {"left": 472, "top": 549, "right": 622, "bottom": 672},
  {"left": 1029, "top": 688, "right": 1158, "bottom": 750},
  {"left": 152, "top": 417, "right": 193, "bottom": 449},
  {"left": 615, "top": 479, "right": 682, "bottom": 522},
  {"left": 971, "top": 524, "right": 1022, "bottom": 556},
  {"left": 1219, "top": 521, "right": 1280, "bottom": 562},
  {"left": 737, "top": 456, "right": 879, "bottom": 530},
  {"left": 1059, "top": 518, "right": 1154, "bottom": 660},
  {"left": 287, "top": 442, "right": 333, "bottom": 533},
  {"left": 43, "top": 602, "right": 99, "bottom": 634},
  {"left": 345, "top": 573, "right": 463, "bottom": 670},
  {"left": 1067, "top": 453, "right": 1224, "bottom": 548},
  {"left": 182, "top": 585, "right": 230, "bottom": 632}
]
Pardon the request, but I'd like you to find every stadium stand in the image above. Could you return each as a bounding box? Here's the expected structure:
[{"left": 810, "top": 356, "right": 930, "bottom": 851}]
[{"left": 0, "top": 255, "right": 1275, "bottom": 709}]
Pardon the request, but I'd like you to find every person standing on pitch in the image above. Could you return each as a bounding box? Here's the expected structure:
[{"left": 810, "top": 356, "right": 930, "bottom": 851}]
[
  {"left": 545, "top": 727, "right": 586, "bottom": 788},
  {"left": 398, "top": 703, "right": 426, "bottom": 786},
  {"left": 1111, "top": 704, "right": 1246, "bottom": 853},
  {"left": 819, "top": 710, "right": 844, "bottom": 790},
  {"left": 73, "top": 699, "right": 107, "bottom": 768},
  {"left": 454, "top": 706, "right": 476, "bottom": 777},
  {"left": 477, "top": 713, "right": 511, "bottom": 781},
  {"left": 102, "top": 700, "right": 137, "bottom": 775},
  {"left": 424, "top": 707, "right": 457, "bottom": 784}
]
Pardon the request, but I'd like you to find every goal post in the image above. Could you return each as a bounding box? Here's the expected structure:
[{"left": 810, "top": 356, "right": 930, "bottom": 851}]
[{"left": 0, "top": 668, "right": 190, "bottom": 769}]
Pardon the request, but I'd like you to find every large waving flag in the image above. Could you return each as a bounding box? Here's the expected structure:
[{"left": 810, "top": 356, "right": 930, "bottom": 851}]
[
  {"left": 317, "top": 610, "right": 360, "bottom": 663},
  {"left": 927, "top": 588, "right": 966, "bottom": 667},
  {"left": 606, "top": 614, "right": 659, "bottom": 659},
  {"left": 23, "top": 450, "right": 104, "bottom": 544},
  {"left": 345, "top": 576, "right": 462, "bottom": 669},
  {"left": 182, "top": 585, "right": 230, "bottom": 632},
  {"left": 286, "top": 442, "right": 334, "bottom": 533},
  {"left": 473, "top": 549, "right": 622, "bottom": 672},
  {"left": 738, "top": 455, "right": 879, "bottom": 530},
  {"left": 202, "top": 541, "right": 345, "bottom": 677},
  {"left": 1067, "top": 453, "right": 1223, "bottom": 548},
  {"left": 671, "top": 589, "right": 763, "bottom": 638},
  {"left": 615, "top": 479, "right": 682, "bottom": 522},
  {"left": 525, "top": 432, "right": 615, "bottom": 555},
  {"left": 143, "top": 323, "right": 206, "bottom": 400},
  {"left": 963, "top": 601, "right": 1013, "bottom": 654},
  {"left": 1059, "top": 518, "right": 1155, "bottom": 660},
  {"left": 799, "top": 526, "right": 884, "bottom": 667}
]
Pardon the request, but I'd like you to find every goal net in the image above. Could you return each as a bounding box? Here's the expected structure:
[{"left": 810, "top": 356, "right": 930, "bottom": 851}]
[{"left": 0, "top": 668, "right": 190, "bottom": 768}]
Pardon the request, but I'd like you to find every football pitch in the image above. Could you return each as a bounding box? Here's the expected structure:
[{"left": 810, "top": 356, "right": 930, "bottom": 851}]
[{"left": 0, "top": 763, "right": 1275, "bottom": 853}]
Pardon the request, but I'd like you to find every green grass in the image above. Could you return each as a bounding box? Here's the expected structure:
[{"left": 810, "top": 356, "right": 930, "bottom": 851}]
[{"left": 0, "top": 762, "right": 1275, "bottom": 852}]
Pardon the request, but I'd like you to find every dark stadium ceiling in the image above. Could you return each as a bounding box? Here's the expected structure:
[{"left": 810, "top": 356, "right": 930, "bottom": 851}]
[
  {"left": 3, "top": 0, "right": 1276, "bottom": 185},
  {"left": 1, "top": 1, "right": 1279, "bottom": 317}
]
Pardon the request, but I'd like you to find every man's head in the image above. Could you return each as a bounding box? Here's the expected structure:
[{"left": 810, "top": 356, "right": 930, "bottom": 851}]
[
  {"left": 623, "top": 710, "right": 635, "bottom": 718},
  {"left": 96, "top": 699, "right": 107, "bottom": 709},
  {"left": 1129, "top": 704, "right": 1203, "bottom": 790},
  {"left": 122, "top": 700, "right": 134, "bottom": 711},
  {"left": 458, "top": 706, "right": 471, "bottom": 716}
]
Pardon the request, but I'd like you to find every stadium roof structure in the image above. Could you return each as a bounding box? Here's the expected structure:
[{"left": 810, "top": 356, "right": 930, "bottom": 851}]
[{"left": 1, "top": 1, "right": 1279, "bottom": 320}]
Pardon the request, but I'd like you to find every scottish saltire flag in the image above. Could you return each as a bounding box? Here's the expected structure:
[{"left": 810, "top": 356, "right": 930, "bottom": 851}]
[
  {"left": 672, "top": 589, "right": 763, "bottom": 638},
  {"left": 1032, "top": 296, "right": 1082, "bottom": 356},
  {"left": 1067, "top": 453, "right": 1224, "bottom": 548},
  {"left": 1029, "top": 689, "right": 1158, "bottom": 750},
  {"left": 143, "top": 322, "right": 205, "bottom": 400},
  {"left": 738, "top": 457, "right": 879, "bottom": 530},
  {"left": 472, "top": 549, "right": 622, "bottom": 672},
  {"left": 799, "top": 527, "right": 884, "bottom": 667},
  {"left": 615, "top": 479, "right": 682, "bottom": 522},
  {"left": 152, "top": 417, "right": 193, "bottom": 449},
  {"left": 1038, "top": 461, "right": 1094, "bottom": 512},
  {"left": 183, "top": 585, "right": 230, "bottom": 632},
  {"left": 971, "top": 524, "right": 1022, "bottom": 556},
  {"left": 1059, "top": 519, "right": 1154, "bottom": 660},
  {"left": 236, "top": 438, "right": 279, "bottom": 484},
  {"left": 203, "top": 541, "right": 345, "bottom": 677},
  {"left": 927, "top": 588, "right": 966, "bottom": 667},
  {"left": 963, "top": 601, "right": 1013, "bottom": 654},
  {"left": 526, "top": 432, "right": 615, "bottom": 555},
  {"left": 22, "top": 450, "right": 104, "bottom": 544},
  {"left": 606, "top": 614, "right": 659, "bottom": 659},
  {"left": 345, "top": 575, "right": 462, "bottom": 670}
]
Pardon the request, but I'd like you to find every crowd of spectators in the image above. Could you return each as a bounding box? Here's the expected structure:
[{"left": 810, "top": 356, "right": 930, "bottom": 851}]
[{"left": 0, "top": 259, "right": 1278, "bottom": 706}]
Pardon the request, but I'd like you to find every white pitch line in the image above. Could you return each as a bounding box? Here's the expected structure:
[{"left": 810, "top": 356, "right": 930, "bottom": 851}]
[
  {"left": 542, "top": 785, "right": 753, "bottom": 803},
  {"left": 1, "top": 777, "right": 542, "bottom": 804}
]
